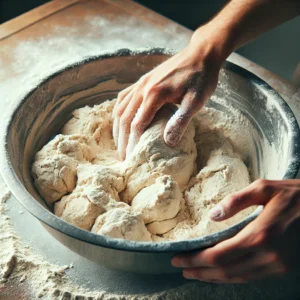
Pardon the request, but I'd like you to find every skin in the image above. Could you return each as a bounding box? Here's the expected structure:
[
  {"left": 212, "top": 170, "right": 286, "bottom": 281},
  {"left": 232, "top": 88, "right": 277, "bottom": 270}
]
[
  {"left": 173, "top": 179, "right": 300, "bottom": 282},
  {"left": 113, "top": 0, "right": 300, "bottom": 282}
]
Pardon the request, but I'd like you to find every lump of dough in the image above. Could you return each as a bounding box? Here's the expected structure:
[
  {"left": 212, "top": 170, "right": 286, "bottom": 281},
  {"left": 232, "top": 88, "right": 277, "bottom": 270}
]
[
  {"left": 32, "top": 155, "right": 77, "bottom": 205},
  {"left": 91, "top": 208, "right": 152, "bottom": 242},
  {"left": 32, "top": 134, "right": 98, "bottom": 205},
  {"left": 122, "top": 105, "right": 197, "bottom": 203},
  {"left": 62, "top": 100, "right": 115, "bottom": 143},
  {"left": 131, "top": 175, "right": 181, "bottom": 224},
  {"left": 77, "top": 164, "right": 126, "bottom": 202},
  {"left": 54, "top": 188, "right": 103, "bottom": 231},
  {"left": 185, "top": 140, "right": 250, "bottom": 223},
  {"left": 147, "top": 218, "right": 178, "bottom": 235},
  {"left": 83, "top": 185, "right": 128, "bottom": 211}
]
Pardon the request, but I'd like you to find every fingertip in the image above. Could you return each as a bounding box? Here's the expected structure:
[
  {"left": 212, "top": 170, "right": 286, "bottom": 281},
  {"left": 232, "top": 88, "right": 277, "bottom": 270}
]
[
  {"left": 164, "top": 109, "right": 191, "bottom": 147},
  {"left": 209, "top": 204, "right": 225, "bottom": 221},
  {"left": 117, "top": 138, "right": 126, "bottom": 161},
  {"left": 164, "top": 120, "right": 181, "bottom": 147},
  {"left": 126, "top": 131, "right": 140, "bottom": 159},
  {"left": 164, "top": 131, "right": 180, "bottom": 147},
  {"left": 172, "top": 257, "right": 183, "bottom": 267},
  {"left": 118, "top": 150, "right": 125, "bottom": 161}
]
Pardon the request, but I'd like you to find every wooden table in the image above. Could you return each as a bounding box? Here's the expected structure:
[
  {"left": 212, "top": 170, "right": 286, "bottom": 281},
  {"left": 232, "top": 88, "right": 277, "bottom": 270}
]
[{"left": 0, "top": 1, "right": 299, "bottom": 299}]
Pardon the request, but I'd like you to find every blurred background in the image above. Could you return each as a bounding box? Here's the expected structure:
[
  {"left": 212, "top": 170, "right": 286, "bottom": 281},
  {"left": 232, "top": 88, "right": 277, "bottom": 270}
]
[{"left": 0, "top": 0, "right": 299, "bottom": 81}]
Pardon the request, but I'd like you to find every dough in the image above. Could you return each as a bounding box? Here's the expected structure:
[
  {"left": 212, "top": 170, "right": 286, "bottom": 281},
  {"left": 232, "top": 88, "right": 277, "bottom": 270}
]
[
  {"left": 91, "top": 208, "right": 152, "bottom": 242},
  {"left": 186, "top": 139, "right": 250, "bottom": 223},
  {"left": 54, "top": 188, "right": 102, "bottom": 231},
  {"left": 32, "top": 100, "right": 255, "bottom": 242},
  {"left": 147, "top": 218, "right": 178, "bottom": 235},
  {"left": 122, "top": 105, "right": 197, "bottom": 203},
  {"left": 131, "top": 175, "right": 181, "bottom": 224},
  {"left": 32, "top": 135, "right": 98, "bottom": 204}
]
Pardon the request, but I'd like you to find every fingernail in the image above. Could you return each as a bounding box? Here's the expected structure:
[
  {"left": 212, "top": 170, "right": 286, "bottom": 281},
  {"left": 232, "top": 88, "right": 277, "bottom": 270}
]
[
  {"left": 172, "top": 257, "right": 183, "bottom": 267},
  {"left": 165, "top": 132, "right": 180, "bottom": 146},
  {"left": 209, "top": 205, "right": 224, "bottom": 221}
]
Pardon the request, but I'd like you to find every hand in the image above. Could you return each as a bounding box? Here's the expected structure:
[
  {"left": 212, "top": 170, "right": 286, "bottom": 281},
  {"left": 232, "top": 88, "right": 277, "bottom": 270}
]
[
  {"left": 172, "top": 179, "right": 300, "bottom": 283},
  {"left": 113, "top": 30, "right": 226, "bottom": 160}
]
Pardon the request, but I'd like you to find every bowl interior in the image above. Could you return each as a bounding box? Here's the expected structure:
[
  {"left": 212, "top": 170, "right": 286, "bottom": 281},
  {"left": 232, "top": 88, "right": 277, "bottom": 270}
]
[{"left": 3, "top": 49, "right": 300, "bottom": 252}]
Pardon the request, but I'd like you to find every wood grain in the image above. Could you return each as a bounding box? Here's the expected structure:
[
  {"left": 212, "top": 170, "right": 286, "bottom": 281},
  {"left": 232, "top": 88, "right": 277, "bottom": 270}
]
[{"left": 0, "top": 0, "right": 80, "bottom": 40}]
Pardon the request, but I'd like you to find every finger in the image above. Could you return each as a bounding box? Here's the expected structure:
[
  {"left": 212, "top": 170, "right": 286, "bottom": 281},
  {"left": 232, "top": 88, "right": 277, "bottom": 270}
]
[
  {"left": 193, "top": 194, "right": 289, "bottom": 268},
  {"left": 113, "top": 85, "right": 135, "bottom": 120},
  {"left": 126, "top": 99, "right": 165, "bottom": 157},
  {"left": 224, "top": 250, "right": 283, "bottom": 278},
  {"left": 182, "top": 268, "right": 246, "bottom": 283},
  {"left": 240, "top": 263, "right": 286, "bottom": 282},
  {"left": 172, "top": 234, "right": 250, "bottom": 268},
  {"left": 182, "top": 263, "right": 284, "bottom": 283},
  {"left": 117, "top": 91, "right": 143, "bottom": 160},
  {"left": 164, "top": 90, "right": 203, "bottom": 146},
  {"left": 113, "top": 87, "right": 136, "bottom": 147},
  {"left": 182, "top": 250, "right": 284, "bottom": 283},
  {"left": 209, "top": 179, "right": 275, "bottom": 221},
  {"left": 174, "top": 189, "right": 294, "bottom": 271}
]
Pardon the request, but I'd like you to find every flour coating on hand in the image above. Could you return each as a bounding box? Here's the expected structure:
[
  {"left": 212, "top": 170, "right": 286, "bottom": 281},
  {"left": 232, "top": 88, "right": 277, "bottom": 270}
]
[{"left": 32, "top": 100, "right": 255, "bottom": 242}]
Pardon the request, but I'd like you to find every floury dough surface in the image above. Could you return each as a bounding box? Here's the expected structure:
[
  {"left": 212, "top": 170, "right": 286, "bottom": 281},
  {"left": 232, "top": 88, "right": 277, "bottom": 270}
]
[{"left": 32, "top": 100, "right": 255, "bottom": 242}]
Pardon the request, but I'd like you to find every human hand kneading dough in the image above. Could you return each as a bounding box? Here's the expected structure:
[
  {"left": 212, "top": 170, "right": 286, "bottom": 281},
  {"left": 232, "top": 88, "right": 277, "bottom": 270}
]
[
  {"left": 112, "top": 36, "right": 222, "bottom": 160},
  {"left": 113, "top": 0, "right": 300, "bottom": 283}
]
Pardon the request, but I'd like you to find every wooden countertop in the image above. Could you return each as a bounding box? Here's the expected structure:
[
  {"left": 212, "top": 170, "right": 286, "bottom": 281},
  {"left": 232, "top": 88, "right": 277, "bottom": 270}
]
[{"left": 0, "top": 0, "right": 298, "bottom": 100}]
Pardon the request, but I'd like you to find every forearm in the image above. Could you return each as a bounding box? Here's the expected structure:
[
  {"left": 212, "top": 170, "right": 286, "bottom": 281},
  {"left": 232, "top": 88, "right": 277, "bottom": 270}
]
[{"left": 190, "top": 0, "right": 300, "bottom": 63}]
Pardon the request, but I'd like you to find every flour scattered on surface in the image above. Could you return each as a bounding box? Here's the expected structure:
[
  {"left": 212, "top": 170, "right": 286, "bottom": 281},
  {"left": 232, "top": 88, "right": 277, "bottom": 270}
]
[{"left": 0, "top": 180, "right": 186, "bottom": 299}]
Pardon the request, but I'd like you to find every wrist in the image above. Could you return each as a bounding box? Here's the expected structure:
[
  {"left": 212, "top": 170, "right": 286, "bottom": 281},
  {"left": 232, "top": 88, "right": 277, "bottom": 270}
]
[{"left": 188, "top": 23, "right": 236, "bottom": 68}]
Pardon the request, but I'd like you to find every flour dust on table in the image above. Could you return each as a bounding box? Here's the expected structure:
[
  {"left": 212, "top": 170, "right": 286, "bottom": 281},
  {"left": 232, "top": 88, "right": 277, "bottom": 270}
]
[{"left": 32, "top": 100, "right": 256, "bottom": 242}]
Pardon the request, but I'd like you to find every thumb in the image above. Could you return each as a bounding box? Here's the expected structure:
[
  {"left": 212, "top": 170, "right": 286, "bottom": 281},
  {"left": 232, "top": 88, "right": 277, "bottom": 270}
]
[{"left": 209, "top": 179, "right": 273, "bottom": 222}]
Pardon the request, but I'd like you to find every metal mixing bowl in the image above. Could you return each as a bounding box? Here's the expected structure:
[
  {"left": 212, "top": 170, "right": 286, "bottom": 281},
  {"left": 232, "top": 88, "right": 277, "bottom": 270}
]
[{"left": 1, "top": 49, "right": 300, "bottom": 274}]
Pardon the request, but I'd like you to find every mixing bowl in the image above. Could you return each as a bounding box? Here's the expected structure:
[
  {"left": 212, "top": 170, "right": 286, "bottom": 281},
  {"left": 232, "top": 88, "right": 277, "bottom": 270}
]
[{"left": 1, "top": 48, "right": 300, "bottom": 274}]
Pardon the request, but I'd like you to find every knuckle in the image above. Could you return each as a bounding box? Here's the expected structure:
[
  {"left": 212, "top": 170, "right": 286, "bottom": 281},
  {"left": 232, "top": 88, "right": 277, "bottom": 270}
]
[
  {"left": 255, "top": 179, "right": 273, "bottom": 195},
  {"left": 226, "top": 193, "right": 241, "bottom": 206},
  {"left": 131, "top": 119, "right": 145, "bottom": 133},
  {"left": 114, "top": 106, "right": 124, "bottom": 118},
  {"left": 118, "top": 89, "right": 129, "bottom": 101},
  {"left": 144, "top": 85, "right": 159, "bottom": 99},
  {"left": 118, "top": 90, "right": 126, "bottom": 98},
  {"left": 207, "top": 252, "right": 222, "bottom": 266},
  {"left": 138, "top": 75, "right": 148, "bottom": 84},
  {"left": 250, "top": 230, "right": 270, "bottom": 247},
  {"left": 267, "top": 252, "right": 281, "bottom": 264}
]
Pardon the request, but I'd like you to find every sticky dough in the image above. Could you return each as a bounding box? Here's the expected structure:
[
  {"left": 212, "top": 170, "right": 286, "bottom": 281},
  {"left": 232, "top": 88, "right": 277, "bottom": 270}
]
[{"left": 32, "top": 100, "right": 255, "bottom": 242}]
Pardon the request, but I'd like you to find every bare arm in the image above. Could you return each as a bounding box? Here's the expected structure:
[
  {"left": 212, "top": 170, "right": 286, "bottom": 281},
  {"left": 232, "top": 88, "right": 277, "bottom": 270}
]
[
  {"left": 192, "top": 0, "right": 300, "bottom": 58},
  {"left": 113, "top": 0, "right": 300, "bottom": 160}
]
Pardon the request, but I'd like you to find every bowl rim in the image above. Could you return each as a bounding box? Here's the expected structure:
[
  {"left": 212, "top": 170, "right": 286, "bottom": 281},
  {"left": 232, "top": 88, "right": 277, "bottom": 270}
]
[{"left": 1, "top": 48, "right": 300, "bottom": 253}]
